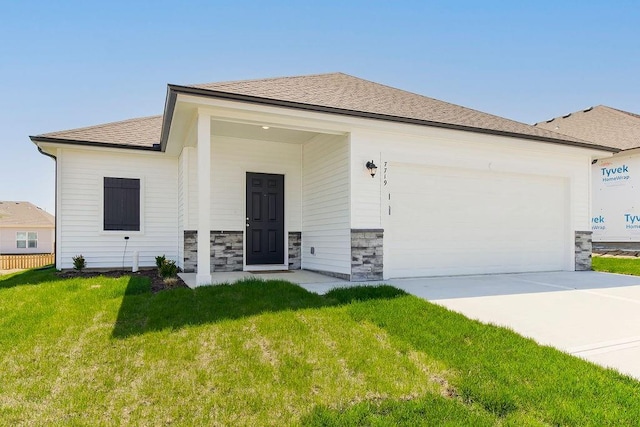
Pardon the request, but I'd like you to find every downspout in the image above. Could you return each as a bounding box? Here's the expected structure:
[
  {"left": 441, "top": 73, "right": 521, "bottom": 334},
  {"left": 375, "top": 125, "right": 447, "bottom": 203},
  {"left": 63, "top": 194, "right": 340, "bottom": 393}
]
[{"left": 37, "top": 147, "right": 57, "bottom": 268}]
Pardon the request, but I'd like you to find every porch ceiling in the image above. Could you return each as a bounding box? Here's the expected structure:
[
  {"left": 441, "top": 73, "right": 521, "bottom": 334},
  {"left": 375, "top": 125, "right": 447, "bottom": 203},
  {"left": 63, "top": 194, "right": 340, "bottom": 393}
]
[
  {"left": 165, "top": 96, "right": 348, "bottom": 155},
  {"left": 211, "top": 120, "right": 319, "bottom": 144}
]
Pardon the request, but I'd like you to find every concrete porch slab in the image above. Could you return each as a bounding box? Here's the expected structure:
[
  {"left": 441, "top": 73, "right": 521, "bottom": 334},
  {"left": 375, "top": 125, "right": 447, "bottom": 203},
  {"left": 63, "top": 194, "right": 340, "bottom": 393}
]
[{"left": 178, "top": 269, "right": 353, "bottom": 290}]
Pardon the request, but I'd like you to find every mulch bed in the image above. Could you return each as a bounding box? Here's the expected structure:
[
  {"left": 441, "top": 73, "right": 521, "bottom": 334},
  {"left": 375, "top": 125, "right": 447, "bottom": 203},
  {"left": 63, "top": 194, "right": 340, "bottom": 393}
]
[{"left": 57, "top": 269, "right": 189, "bottom": 293}]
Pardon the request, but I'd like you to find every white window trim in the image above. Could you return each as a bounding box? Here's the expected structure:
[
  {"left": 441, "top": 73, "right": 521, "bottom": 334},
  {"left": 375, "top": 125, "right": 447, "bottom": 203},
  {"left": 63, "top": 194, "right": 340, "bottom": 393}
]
[
  {"left": 98, "top": 175, "right": 145, "bottom": 236},
  {"left": 16, "top": 231, "right": 38, "bottom": 249}
]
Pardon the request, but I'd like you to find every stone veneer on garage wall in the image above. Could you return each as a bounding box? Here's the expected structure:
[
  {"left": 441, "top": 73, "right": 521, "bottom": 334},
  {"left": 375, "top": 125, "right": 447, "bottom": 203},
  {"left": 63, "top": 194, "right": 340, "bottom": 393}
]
[
  {"left": 183, "top": 231, "right": 303, "bottom": 273},
  {"left": 351, "top": 229, "right": 383, "bottom": 281},
  {"left": 575, "top": 230, "right": 592, "bottom": 271}
]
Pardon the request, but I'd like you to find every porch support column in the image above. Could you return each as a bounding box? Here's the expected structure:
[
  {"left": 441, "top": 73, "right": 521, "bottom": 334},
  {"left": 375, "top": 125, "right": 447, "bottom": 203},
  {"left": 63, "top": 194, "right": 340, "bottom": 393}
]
[{"left": 196, "top": 111, "right": 212, "bottom": 286}]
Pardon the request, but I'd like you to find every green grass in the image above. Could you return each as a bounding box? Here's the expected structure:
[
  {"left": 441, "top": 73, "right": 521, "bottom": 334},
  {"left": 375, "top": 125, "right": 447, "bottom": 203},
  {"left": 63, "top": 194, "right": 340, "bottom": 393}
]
[
  {"left": 2, "top": 268, "right": 640, "bottom": 425},
  {"left": 592, "top": 255, "right": 640, "bottom": 275}
]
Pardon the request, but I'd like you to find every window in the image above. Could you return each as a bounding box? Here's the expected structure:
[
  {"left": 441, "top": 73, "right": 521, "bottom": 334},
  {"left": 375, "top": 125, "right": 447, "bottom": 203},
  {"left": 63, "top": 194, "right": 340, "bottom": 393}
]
[
  {"left": 104, "top": 177, "right": 140, "bottom": 231},
  {"left": 17, "top": 232, "right": 37, "bottom": 249}
]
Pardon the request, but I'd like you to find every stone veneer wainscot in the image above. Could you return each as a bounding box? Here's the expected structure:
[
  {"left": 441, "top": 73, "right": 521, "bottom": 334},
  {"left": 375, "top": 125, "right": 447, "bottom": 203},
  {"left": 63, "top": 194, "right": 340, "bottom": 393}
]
[
  {"left": 351, "top": 229, "right": 383, "bottom": 281},
  {"left": 288, "top": 232, "right": 301, "bottom": 270},
  {"left": 184, "top": 231, "right": 303, "bottom": 273},
  {"left": 575, "top": 230, "right": 592, "bottom": 271},
  {"left": 183, "top": 231, "right": 243, "bottom": 273}
]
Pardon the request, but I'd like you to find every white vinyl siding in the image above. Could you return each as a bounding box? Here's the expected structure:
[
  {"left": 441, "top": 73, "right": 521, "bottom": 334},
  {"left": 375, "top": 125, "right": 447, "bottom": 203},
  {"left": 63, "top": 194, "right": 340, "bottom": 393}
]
[
  {"left": 302, "top": 134, "right": 350, "bottom": 275},
  {"left": 177, "top": 148, "right": 186, "bottom": 269},
  {"left": 57, "top": 148, "right": 178, "bottom": 269}
]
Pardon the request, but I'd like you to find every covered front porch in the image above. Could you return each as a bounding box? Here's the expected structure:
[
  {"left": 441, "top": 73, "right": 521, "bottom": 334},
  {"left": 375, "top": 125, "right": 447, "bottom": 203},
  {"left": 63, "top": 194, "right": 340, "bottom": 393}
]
[{"left": 168, "top": 98, "right": 359, "bottom": 286}]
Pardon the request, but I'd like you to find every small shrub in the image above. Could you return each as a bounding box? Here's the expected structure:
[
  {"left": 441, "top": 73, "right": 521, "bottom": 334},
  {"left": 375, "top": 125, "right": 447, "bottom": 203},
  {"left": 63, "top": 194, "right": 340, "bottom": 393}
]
[
  {"left": 158, "top": 259, "right": 178, "bottom": 279},
  {"left": 72, "top": 255, "right": 86, "bottom": 271},
  {"left": 155, "top": 255, "right": 166, "bottom": 270}
]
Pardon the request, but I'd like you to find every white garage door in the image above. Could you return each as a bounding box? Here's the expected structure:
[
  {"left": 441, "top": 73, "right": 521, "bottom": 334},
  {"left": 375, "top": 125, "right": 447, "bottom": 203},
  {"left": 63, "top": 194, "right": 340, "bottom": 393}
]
[{"left": 387, "top": 163, "right": 568, "bottom": 278}]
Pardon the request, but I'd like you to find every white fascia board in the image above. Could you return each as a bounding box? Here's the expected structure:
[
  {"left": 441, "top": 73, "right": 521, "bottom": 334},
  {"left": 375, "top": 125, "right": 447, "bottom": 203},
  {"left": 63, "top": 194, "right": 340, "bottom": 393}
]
[
  {"left": 175, "top": 94, "right": 351, "bottom": 134},
  {"left": 607, "top": 147, "right": 640, "bottom": 157},
  {"left": 37, "top": 142, "right": 169, "bottom": 158}
]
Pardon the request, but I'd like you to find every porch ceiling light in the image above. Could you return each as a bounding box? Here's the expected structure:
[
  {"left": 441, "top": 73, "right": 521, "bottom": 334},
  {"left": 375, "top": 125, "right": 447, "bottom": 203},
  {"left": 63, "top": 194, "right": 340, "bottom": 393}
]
[
  {"left": 366, "top": 160, "right": 378, "bottom": 178},
  {"left": 262, "top": 126, "right": 270, "bottom": 130}
]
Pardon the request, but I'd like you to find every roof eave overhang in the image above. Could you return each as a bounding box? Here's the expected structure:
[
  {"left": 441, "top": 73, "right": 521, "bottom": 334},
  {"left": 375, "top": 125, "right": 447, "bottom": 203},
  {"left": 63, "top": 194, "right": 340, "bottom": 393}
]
[
  {"left": 30, "top": 136, "right": 161, "bottom": 153},
  {"left": 160, "top": 84, "right": 620, "bottom": 154},
  {"left": 0, "top": 224, "right": 55, "bottom": 229}
]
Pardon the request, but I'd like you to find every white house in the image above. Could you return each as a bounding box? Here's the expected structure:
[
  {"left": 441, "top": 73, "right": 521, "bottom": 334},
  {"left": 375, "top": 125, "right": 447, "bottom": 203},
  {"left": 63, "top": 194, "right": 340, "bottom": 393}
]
[
  {"left": 0, "top": 201, "right": 55, "bottom": 255},
  {"left": 31, "top": 73, "right": 615, "bottom": 284},
  {"left": 535, "top": 105, "right": 640, "bottom": 252}
]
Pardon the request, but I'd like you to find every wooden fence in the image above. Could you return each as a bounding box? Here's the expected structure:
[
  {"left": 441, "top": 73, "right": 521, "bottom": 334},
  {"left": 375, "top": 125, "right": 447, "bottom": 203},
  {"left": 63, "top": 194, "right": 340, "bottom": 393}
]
[{"left": 0, "top": 254, "right": 55, "bottom": 270}]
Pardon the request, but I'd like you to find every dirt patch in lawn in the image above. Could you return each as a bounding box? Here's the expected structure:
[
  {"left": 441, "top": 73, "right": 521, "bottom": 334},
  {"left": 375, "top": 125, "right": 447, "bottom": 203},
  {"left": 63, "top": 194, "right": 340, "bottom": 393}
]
[
  {"left": 594, "top": 251, "right": 640, "bottom": 259},
  {"left": 0, "top": 269, "right": 24, "bottom": 276},
  {"left": 57, "top": 269, "right": 188, "bottom": 293}
]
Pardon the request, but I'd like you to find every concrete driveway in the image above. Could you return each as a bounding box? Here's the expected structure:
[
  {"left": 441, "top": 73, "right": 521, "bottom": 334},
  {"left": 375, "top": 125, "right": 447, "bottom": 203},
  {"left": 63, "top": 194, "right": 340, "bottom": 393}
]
[{"left": 386, "top": 271, "right": 640, "bottom": 380}]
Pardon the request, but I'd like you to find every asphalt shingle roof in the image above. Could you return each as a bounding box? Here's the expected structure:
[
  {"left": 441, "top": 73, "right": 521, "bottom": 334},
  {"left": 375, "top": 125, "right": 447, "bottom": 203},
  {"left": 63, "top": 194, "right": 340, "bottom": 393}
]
[
  {"left": 534, "top": 105, "right": 640, "bottom": 151},
  {"left": 32, "top": 73, "right": 609, "bottom": 150},
  {"left": 190, "top": 73, "right": 589, "bottom": 144},
  {"left": 34, "top": 115, "right": 162, "bottom": 149},
  {"left": 0, "top": 201, "right": 55, "bottom": 228}
]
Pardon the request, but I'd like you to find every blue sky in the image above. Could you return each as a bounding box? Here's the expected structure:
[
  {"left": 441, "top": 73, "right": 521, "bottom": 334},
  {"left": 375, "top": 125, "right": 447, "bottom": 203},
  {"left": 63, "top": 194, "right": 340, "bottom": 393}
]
[{"left": 2, "top": 1, "right": 639, "bottom": 214}]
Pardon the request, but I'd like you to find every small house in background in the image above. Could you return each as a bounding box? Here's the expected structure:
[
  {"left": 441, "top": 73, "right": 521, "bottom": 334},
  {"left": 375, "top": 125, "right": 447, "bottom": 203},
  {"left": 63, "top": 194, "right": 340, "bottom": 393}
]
[
  {"left": 0, "top": 201, "right": 55, "bottom": 269},
  {"left": 535, "top": 106, "right": 640, "bottom": 252}
]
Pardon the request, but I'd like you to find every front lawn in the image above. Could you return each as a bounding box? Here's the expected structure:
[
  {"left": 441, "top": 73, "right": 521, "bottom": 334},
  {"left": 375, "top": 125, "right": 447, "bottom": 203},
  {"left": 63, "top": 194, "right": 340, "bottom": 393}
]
[
  {"left": 1, "top": 268, "right": 639, "bottom": 425},
  {"left": 592, "top": 255, "right": 640, "bottom": 275}
]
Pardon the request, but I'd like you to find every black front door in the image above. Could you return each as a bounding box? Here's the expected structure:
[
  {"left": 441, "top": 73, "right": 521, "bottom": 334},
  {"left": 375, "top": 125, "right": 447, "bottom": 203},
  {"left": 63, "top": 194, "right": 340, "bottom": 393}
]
[{"left": 246, "top": 172, "right": 285, "bottom": 265}]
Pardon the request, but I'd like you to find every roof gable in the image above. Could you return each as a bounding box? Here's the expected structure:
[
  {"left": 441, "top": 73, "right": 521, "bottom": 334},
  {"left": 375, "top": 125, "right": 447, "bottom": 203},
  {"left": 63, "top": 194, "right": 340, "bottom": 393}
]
[
  {"left": 0, "top": 201, "right": 55, "bottom": 228},
  {"left": 535, "top": 105, "right": 640, "bottom": 151}
]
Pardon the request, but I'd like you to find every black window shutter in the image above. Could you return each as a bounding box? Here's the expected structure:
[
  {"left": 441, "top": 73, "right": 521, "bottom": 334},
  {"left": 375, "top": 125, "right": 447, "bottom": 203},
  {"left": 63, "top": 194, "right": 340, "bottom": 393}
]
[{"left": 104, "top": 177, "right": 140, "bottom": 231}]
